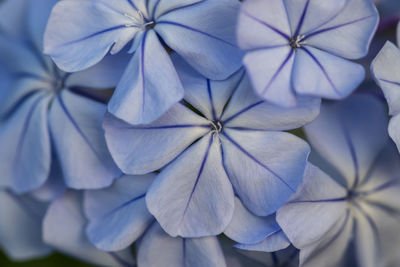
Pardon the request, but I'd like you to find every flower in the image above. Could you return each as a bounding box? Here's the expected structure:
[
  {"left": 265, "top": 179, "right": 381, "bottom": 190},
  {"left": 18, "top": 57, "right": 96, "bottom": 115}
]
[
  {"left": 103, "top": 55, "right": 320, "bottom": 237},
  {"left": 371, "top": 23, "right": 400, "bottom": 153},
  {"left": 237, "top": 0, "right": 378, "bottom": 107},
  {"left": 0, "top": 0, "right": 124, "bottom": 193},
  {"left": 276, "top": 94, "right": 400, "bottom": 267},
  {"left": 44, "top": 0, "right": 243, "bottom": 125}
]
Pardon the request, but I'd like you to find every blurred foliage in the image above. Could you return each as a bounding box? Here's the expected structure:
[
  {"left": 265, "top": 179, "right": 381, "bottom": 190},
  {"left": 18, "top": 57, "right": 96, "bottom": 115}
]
[{"left": 0, "top": 251, "right": 95, "bottom": 267}]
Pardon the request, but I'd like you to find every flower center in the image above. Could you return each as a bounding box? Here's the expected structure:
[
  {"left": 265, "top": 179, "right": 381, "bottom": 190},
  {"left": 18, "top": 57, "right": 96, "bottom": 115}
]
[
  {"left": 289, "top": 35, "right": 306, "bottom": 49},
  {"left": 124, "top": 11, "right": 155, "bottom": 30},
  {"left": 210, "top": 120, "right": 223, "bottom": 133}
]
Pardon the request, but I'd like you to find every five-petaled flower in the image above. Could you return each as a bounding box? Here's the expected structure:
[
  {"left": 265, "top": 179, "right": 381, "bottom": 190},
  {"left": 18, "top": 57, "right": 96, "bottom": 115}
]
[
  {"left": 44, "top": 0, "right": 243, "bottom": 125},
  {"left": 237, "top": 0, "right": 379, "bottom": 107},
  {"left": 103, "top": 55, "right": 320, "bottom": 237}
]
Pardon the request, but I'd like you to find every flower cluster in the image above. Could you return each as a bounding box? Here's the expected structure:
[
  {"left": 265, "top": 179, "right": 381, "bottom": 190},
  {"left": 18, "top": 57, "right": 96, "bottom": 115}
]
[{"left": 0, "top": 0, "right": 399, "bottom": 266}]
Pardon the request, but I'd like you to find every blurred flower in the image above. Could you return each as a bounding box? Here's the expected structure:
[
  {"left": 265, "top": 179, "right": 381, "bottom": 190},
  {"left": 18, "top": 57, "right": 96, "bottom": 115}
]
[
  {"left": 277, "top": 94, "right": 400, "bottom": 267},
  {"left": 0, "top": 0, "right": 125, "bottom": 193}
]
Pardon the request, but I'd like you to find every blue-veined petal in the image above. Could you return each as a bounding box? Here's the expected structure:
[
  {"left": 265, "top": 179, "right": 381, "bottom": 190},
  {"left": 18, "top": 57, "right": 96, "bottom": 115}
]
[
  {"left": 304, "top": 94, "right": 388, "bottom": 187},
  {"left": 108, "top": 30, "right": 184, "bottom": 124},
  {"left": 156, "top": 0, "right": 243, "bottom": 80},
  {"left": 172, "top": 53, "right": 244, "bottom": 120},
  {"left": 43, "top": 191, "right": 135, "bottom": 266},
  {"left": 138, "top": 223, "right": 226, "bottom": 267},
  {"left": 237, "top": 0, "right": 290, "bottom": 49},
  {"left": 0, "top": 92, "right": 51, "bottom": 193},
  {"left": 221, "top": 129, "right": 309, "bottom": 216},
  {"left": 243, "top": 46, "right": 297, "bottom": 107},
  {"left": 103, "top": 103, "right": 209, "bottom": 175},
  {"left": 147, "top": 0, "right": 204, "bottom": 20},
  {"left": 221, "top": 74, "right": 320, "bottom": 131},
  {"left": 85, "top": 174, "right": 155, "bottom": 251},
  {"left": 293, "top": 47, "right": 364, "bottom": 99},
  {"left": 283, "top": 0, "right": 347, "bottom": 36},
  {"left": 44, "top": 0, "right": 139, "bottom": 72},
  {"left": 49, "top": 90, "right": 121, "bottom": 189},
  {"left": 305, "top": 0, "right": 379, "bottom": 59},
  {"left": 276, "top": 164, "right": 347, "bottom": 248},
  {"left": 146, "top": 134, "right": 234, "bottom": 237}
]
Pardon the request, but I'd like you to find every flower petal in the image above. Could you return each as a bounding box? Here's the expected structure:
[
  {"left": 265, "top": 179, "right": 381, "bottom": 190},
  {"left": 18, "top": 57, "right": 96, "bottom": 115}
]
[
  {"left": 44, "top": 0, "right": 138, "bottom": 71},
  {"left": 43, "top": 191, "right": 135, "bottom": 266},
  {"left": 221, "top": 129, "right": 309, "bottom": 216},
  {"left": 371, "top": 41, "right": 400, "bottom": 115},
  {"left": 49, "top": 90, "right": 121, "bottom": 189},
  {"left": 237, "top": 0, "right": 291, "bottom": 49},
  {"left": 0, "top": 92, "right": 51, "bottom": 193},
  {"left": 146, "top": 134, "right": 234, "bottom": 237},
  {"left": 283, "top": 0, "right": 347, "bottom": 36},
  {"left": 221, "top": 74, "right": 320, "bottom": 131},
  {"left": 85, "top": 174, "right": 155, "bottom": 251},
  {"left": 147, "top": 0, "right": 204, "bottom": 19},
  {"left": 103, "top": 103, "right": 209, "bottom": 175},
  {"left": 305, "top": 0, "right": 378, "bottom": 59},
  {"left": 235, "top": 231, "right": 290, "bottom": 253},
  {"left": 243, "top": 46, "right": 297, "bottom": 107},
  {"left": 276, "top": 164, "right": 347, "bottom": 248},
  {"left": 299, "top": 212, "right": 353, "bottom": 267},
  {"left": 293, "top": 47, "right": 364, "bottom": 99},
  {"left": 0, "top": 0, "right": 28, "bottom": 39},
  {"left": 156, "top": 0, "right": 243, "bottom": 80},
  {"left": 304, "top": 94, "right": 389, "bottom": 187},
  {"left": 173, "top": 53, "right": 244, "bottom": 120},
  {"left": 27, "top": 0, "right": 58, "bottom": 51},
  {"left": 0, "top": 190, "right": 51, "bottom": 260},
  {"left": 138, "top": 223, "right": 226, "bottom": 267},
  {"left": 65, "top": 53, "right": 130, "bottom": 90},
  {"left": 224, "top": 197, "right": 280, "bottom": 245},
  {"left": 108, "top": 30, "right": 184, "bottom": 124}
]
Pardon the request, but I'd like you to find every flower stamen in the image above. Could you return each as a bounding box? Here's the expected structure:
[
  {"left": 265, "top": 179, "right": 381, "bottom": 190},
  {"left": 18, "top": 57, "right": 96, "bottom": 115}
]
[{"left": 289, "top": 35, "right": 306, "bottom": 49}]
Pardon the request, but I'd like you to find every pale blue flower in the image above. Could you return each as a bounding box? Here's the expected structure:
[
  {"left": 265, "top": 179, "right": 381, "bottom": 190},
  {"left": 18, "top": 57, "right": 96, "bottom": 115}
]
[
  {"left": 0, "top": 0, "right": 125, "bottom": 193},
  {"left": 44, "top": 0, "right": 243, "bottom": 125},
  {"left": 237, "top": 0, "right": 378, "bottom": 107},
  {"left": 277, "top": 94, "right": 400, "bottom": 267},
  {"left": 103, "top": 55, "right": 320, "bottom": 237}
]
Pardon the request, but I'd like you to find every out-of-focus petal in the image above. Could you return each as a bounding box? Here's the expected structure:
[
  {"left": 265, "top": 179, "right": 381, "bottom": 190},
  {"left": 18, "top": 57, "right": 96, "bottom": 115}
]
[
  {"left": 49, "top": 90, "right": 120, "bottom": 189},
  {"left": 138, "top": 223, "right": 226, "bottom": 267}
]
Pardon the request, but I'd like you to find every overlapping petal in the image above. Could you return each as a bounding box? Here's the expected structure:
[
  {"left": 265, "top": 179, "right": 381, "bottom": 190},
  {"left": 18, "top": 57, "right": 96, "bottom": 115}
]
[
  {"left": 222, "top": 129, "right": 309, "bottom": 216},
  {"left": 107, "top": 31, "right": 184, "bottom": 124},
  {"left": 138, "top": 223, "right": 226, "bottom": 267},
  {"left": 156, "top": 0, "right": 243, "bottom": 80},
  {"left": 44, "top": 0, "right": 138, "bottom": 71},
  {"left": 85, "top": 174, "right": 155, "bottom": 251},
  {"left": 43, "top": 191, "right": 135, "bottom": 266}
]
